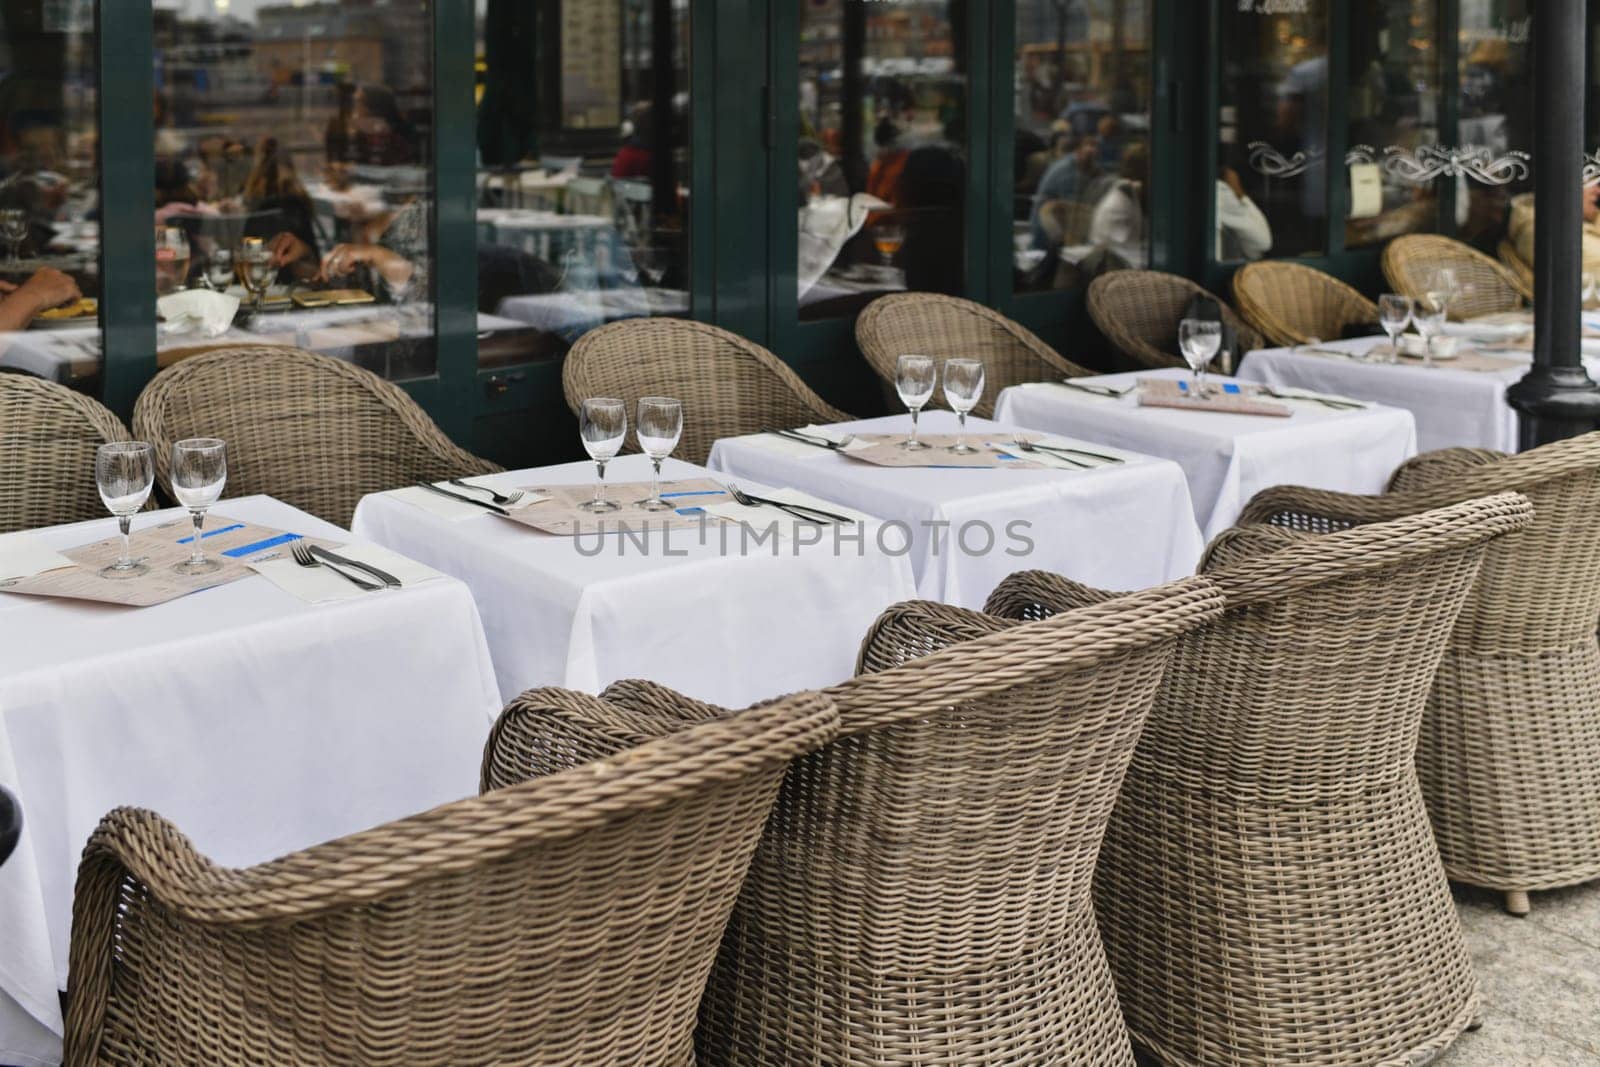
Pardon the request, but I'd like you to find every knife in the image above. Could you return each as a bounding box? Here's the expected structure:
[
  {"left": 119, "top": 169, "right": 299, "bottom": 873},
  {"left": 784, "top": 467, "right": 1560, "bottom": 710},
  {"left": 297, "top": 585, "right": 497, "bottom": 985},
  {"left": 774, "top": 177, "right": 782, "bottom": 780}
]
[
  {"left": 764, "top": 426, "right": 842, "bottom": 451},
  {"left": 415, "top": 481, "right": 511, "bottom": 516},
  {"left": 310, "top": 544, "right": 401, "bottom": 589}
]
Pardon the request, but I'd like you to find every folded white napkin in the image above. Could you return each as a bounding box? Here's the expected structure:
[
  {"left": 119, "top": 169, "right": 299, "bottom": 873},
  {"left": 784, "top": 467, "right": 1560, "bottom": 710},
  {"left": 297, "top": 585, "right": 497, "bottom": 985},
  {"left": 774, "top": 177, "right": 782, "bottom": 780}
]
[
  {"left": 249, "top": 540, "right": 446, "bottom": 604},
  {"left": 0, "top": 532, "right": 75, "bottom": 582},
  {"left": 699, "top": 488, "right": 875, "bottom": 539},
  {"left": 157, "top": 289, "right": 241, "bottom": 338},
  {"left": 737, "top": 428, "right": 874, "bottom": 461},
  {"left": 387, "top": 480, "right": 548, "bottom": 522}
]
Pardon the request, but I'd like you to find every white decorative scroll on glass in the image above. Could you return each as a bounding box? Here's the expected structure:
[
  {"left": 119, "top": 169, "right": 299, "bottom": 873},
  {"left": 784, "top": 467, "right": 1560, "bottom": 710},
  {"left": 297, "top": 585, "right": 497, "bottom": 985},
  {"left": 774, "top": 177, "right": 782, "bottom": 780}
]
[{"left": 1247, "top": 143, "right": 1375, "bottom": 180}]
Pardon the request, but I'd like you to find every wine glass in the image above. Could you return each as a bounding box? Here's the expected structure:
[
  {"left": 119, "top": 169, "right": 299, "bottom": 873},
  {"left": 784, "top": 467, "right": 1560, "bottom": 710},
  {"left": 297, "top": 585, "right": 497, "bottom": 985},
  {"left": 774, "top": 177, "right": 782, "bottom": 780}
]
[
  {"left": 95, "top": 442, "right": 155, "bottom": 580},
  {"left": 0, "top": 209, "right": 27, "bottom": 264},
  {"left": 634, "top": 397, "right": 683, "bottom": 511},
  {"left": 874, "top": 223, "right": 904, "bottom": 268},
  {"left": 1414, "top": 293, "right": 1447, "bottom": 369},
  {"left": 942, "top": 358, "right": 985, "bottom": 454},
  {"left": 203, "top": 247, "right": 235, "bottom": 292},
  {"left": 895, "top": 354, "right": 936, "bottom": 451},
  {"left": 1429, "top": 267, "right": 1460, "bottom": 319},
  {"left": 235, "top": 239, "right": 274, "bottom": 318},
  {"left": 578, "top": 397, "right": 627, "bottom": 513},
  {"left": 155, "top": 226, "right": 191, "bottom": 295},
  {"left": 170, "top": 438, "right": 227, "bottom": 575},
  {"left": 1178, "top": 318, "right": 1223, "bottom": 398},
  {"left": 1378, "top": 294, "right": 1412, "bottom": 365}
]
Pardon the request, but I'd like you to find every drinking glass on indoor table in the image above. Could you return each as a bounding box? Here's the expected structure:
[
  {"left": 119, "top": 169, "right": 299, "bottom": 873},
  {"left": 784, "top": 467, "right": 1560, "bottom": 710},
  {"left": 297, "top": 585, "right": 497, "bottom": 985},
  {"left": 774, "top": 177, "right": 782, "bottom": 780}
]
[
  {"left": 95, "top": 441, "right": 155, "bottom": 579},
  {"left": 1179, "top": 318, "right": 1222, "bottom": 398},
  {"left": 579, "top": 397, "right": 627, "bottom": 513},
  {"left": 942, "top": 358, "right": 985, "bottom": 454},
  {"left": 896, "top": 354, "right": 936, "bottom": 451},
  {"left": 170, "top": 438, "right": 227, "bottom": 574},
  {"left": 635, "top": 396, "right": 684, "bottom": 511}
]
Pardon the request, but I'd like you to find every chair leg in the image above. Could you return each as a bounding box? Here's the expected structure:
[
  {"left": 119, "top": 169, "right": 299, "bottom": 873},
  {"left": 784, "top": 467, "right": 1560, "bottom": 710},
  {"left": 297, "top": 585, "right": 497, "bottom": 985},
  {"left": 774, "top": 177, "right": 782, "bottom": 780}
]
[{"left": 1504, "top": 890, "right": 1531, "bottom": 917}]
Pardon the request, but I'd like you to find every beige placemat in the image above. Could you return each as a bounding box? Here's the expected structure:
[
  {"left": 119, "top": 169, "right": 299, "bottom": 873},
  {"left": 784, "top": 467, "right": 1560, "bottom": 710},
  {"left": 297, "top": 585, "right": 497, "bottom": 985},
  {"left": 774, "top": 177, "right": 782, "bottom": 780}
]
[
  {"left": 0, "top": 517, "right": 321, "bottom": 607},
  {"left": 504, "top": 478, "right": 733, "bottom": 535},
  {"left": 1393, "top": 348, "right": 1525, "bottom": 373},
  {"left": 1137, "top": 378, "right": 1290, "bottom": 417},
  {"left": 843, "top": 433, "right": 1050, "bottom": 469}
]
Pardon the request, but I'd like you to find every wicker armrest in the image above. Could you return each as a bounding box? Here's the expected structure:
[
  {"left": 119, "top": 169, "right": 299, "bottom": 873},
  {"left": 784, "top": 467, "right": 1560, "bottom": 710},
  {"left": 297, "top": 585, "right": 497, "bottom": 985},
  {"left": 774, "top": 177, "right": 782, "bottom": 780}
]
[
  {"left": 1387, "top": 447, "right": 1506, "bottom": 493},
  {"left": 600, "top": 678, "right": 727, "bottom": 724},
  {"left": 1234, "top": 484, "right": 1427, "bottom": 532},
  {"left": 983, "top": 569, "right": 1125, "bottom": 620}
]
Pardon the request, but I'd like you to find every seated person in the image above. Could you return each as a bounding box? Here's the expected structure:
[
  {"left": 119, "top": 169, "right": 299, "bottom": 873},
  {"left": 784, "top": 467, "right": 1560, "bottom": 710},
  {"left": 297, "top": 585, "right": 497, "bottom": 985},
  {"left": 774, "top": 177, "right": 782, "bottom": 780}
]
[
  {"left": 1028, "top": 134, "right": 1102, "bottom": 250},
  {"left": 0, "top": 268, "right": 81, "bottom": 332},
  {"left": 1216, "top": 165, "right": 1272, "bottom": 262},
  {"left": 1507, "top": 187, "right": 1600, "bottom": 279}
]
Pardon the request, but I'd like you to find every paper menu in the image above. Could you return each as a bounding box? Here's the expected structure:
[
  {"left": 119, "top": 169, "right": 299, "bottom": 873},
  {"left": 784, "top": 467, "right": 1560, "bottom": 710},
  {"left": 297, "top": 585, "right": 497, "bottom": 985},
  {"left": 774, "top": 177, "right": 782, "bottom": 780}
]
[{"left": 1349, "top": 163, "right": 1383, "bottom": 220}]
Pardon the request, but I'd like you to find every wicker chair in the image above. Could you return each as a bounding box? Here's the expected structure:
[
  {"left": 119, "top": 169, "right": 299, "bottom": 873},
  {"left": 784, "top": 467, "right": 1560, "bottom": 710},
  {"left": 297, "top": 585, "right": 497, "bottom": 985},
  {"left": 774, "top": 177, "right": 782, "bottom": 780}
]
[
  {"left": 1232, "top": 260, "right": 1379, "bottom": 347},
  {"left": 687, "top": 575, "right": 1226, "bottom": 1066},
  {"left": 854, "top": 293, "right": 1093, "bottom": 418},
  {"left": 987, "top": 492, "right": 1535, "bottom": 1067},
  {"left": 1497, "top": 239, "right": 1536, "bottom": 302},
  {"left": 0, "top": 785, "right": 19, "bottom": 868},
  {"left": 1237, "top": 432, "right": 1600, "bottom": 917},
  {"left": 1086, "top": 270, "right": 1262, "bottom": 371},
  {"left": 133, "top": 346, "right": 497, "bottom": 528},
  {"left": 561, "top": 319, "right": 850, "bottom": 465},
  {"left": 1, "top": 373, "right": 136, "bottom": 533},
  {"left": 1381, "top": 234, "right": 1526, "bottom": 319},
  {"left": 65, "top": 687, "right": 840, "bottom": 1067}
]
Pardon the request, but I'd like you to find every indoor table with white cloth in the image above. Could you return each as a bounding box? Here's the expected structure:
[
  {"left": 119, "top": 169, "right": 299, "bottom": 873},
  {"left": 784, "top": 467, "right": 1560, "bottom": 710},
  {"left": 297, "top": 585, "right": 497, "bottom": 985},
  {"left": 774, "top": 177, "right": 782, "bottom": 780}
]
[
  {"left": 0, "top": 496, "right": 502, "bottom": 1067},
  {"left": 351, "top": 456, "right": 918, "bottom": 708},
  {"left": 1237, "top": 312, "right": 1600, "bottom": 453},
  {"left": 992, "top": 367, "right": 1418, "bottom": 542},
  {"left": 705, "top": 410, "right": 1205, "bottom": 608}
]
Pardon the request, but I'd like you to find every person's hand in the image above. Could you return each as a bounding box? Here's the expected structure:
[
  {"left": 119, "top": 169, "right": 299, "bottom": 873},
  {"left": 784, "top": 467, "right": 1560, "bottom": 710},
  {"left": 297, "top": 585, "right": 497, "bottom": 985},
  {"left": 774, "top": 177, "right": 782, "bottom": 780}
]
[
  {"left": 319, "top": 243, "right": 413, "bottom": 287},
  {"left": 267, "top": 231, "right": 311, "bottom": 268},
  {"left": 0, "top": 280, "right": 17, "bottom": 295},
  {"left": 1221, "top": 166, "right": 1247, "bottom": 201},
  {"left": 13, "top": 268, "right": 80, "bottom": 314}
]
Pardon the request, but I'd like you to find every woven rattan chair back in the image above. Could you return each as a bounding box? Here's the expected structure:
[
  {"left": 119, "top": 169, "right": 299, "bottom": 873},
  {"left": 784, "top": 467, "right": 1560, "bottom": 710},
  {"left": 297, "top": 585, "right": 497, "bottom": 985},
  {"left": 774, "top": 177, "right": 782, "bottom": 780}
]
[
  {"left": 65, "top": 688, "right": 839, "bottom": 1067},
  {"left": 1381, "top": 234, "right": 1525, "bottom": 319},
  {"left": 692, "top": 576, "right": 1226, "bottom": 1066},
  {"left": 855, "top": 293, "right": 1092, "bottom": 418},
  {"left": 1086, "top": 270, "right": 1263, "bottom": 370},
  {"left": 1239, "top": 432, "right": 1600, "bottom": 912},
  {"left": 1232, "top": 260, "right": 1379, "bottom": 347},
  {"left": 1, "top": 373, "right": 134, "bottom": 533},
  {"left": 986, "top": 492, "right": 1534, "bottom": 1067},
  {"left": 133, "top": 346, "right": 497, "bottom": 528},
  {"left": 562, "top": 318, "right": 850, "bottom": 465},
  {"left": 1497, "top": 239, "right": 1536, "bottom": 302}
]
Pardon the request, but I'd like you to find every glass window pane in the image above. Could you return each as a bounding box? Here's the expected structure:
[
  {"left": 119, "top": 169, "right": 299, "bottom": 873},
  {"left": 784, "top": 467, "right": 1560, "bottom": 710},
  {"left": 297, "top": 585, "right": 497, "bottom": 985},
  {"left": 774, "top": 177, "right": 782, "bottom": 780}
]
[
  {"left": 153, "top": 0, "right": 437, "bottom": 382},
  {"left": 1218, "top": 0, "right": 1330, "bottom": 261},
  {"left": 1014, "top": 0, "right": 1153, "bottom": 294},
  {"left": 797, "top": 0, "right": 966, "bottom": 323},
  {"left": 474, "top": 0, "right": 691, "bottom": 365},
  {"left": 0, "top": 0, "right": 101, "bottom": 393},
  {"left": 1345, "top": 1, "right": 1442, "bottom": 250},
  {"left": 1457, "top": 1, "right": 1533, "bottom": 252}
]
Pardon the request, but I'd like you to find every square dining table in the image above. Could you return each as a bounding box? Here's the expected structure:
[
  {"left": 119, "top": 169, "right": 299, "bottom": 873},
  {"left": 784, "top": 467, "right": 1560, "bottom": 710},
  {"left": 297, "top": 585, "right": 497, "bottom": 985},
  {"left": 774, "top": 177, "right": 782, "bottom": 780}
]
[
  {"left": 350, "top": 454, "right": 918, "bottom": 709},
  {"left": 0, "top": 495, "right": 502, "bottom": 1067},
  {"left": 993, "top": 367, "right": 1418, "bottom": 542},
  {"left": 705, "top": 410, "right": 1204, "bottom": 608}
]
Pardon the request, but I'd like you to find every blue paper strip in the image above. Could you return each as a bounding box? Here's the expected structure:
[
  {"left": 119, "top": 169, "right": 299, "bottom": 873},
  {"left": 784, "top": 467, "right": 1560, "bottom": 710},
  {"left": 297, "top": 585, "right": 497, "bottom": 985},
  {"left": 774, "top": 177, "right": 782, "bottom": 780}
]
[
  {"left": 176, "top": 522, "right": 245, "bottom": 545},
  {"left": 660, "top": 490, "right": 727, "bottom": 499},
  {"left": 221, "top": 532, "right": 304, "bottom": 558}
]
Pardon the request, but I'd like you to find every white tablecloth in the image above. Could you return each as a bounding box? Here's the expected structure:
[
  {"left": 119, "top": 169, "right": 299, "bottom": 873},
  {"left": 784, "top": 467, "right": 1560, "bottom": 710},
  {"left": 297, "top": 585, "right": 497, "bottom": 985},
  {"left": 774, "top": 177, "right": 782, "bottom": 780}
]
[
  {"left": 1237, "top": 336, "right": 1523, "bottom": 454},
  {"left": 993, "top": 368, "right": 1418, "bottom": 542},
  {"left": 351, "top": 456, "right": 918, "bottom": 708},
  {"left": 705, "top": 411, "right": 1204, "bottom": 607},
  {"left": 0, "top": 496, "right": 501, "bottom": 1067}
]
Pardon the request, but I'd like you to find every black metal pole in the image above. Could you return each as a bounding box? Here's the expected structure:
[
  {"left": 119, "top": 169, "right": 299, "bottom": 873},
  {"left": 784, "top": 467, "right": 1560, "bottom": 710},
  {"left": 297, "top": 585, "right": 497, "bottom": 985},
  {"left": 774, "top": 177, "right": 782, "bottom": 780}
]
[{"left": 1505, "top": 0, "right": 1600, "bottom": 447}]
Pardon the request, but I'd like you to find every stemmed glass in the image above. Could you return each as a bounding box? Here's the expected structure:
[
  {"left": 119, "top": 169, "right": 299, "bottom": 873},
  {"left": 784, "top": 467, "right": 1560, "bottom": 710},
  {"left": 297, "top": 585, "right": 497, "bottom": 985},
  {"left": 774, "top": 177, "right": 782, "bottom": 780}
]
[
  {"left": 203, "top": 247, "right": 235, "bottom": 292},
  {"left": 95, "top": 442, "right": 155, "bottom": 580},
  {"left": 895, "top": 354, "right": 936, "bottom": 451},
  {"left": 155, "top": 226, "right": 191, "bottom": 295},
  {"left": 874, "top": 224, "right": 904, "bottom": 268},
  {"left": 235, "top": 238, "right": 274, "bottom": 319},
  {"left": 1429, "top": 267, "right": 1460, "bottom": 317},
  {"left": 942, "top": 358, "right": 985, "bottom": 454},
  {"left": 1378, "top": 294, "right": 1412, "bottom": 365},
  {"left": 634, "top": 397, "right": 683, "bottom": 511},
  {"left": 170, "top": 438, "right": 227, "bottom": 575},
  {"left": 578, "top": 397, "right": 626, "bottom": 513},
  {"left": 1413, "top": 293, "right": 1447, "bottom": 369},
  {"left": 1178, "top": 318, "right": 1223, "bottom": 399},
  {"left": 0, "top": 209, "right": 27, "bottom": 263}
]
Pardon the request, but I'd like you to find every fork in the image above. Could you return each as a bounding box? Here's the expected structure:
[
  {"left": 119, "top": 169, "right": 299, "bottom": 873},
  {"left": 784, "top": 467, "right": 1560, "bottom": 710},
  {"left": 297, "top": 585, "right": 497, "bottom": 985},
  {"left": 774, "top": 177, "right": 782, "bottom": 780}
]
[
  {"left": 764, "top": 427, "right": 857, "bottom": 451},
  {"left": 726, "top": 483, "right": 852, "bottom": 525},
  {"left": 448, "top": 478, "right": 524, "bottom": 507},
  {"left": 1255, "top": 385, "right": 1365, "bottom": 410},
  {"left": 291, "top": 541, "right": 380, "bottom": 591},
  {"left": 1057, "top": 380, "right": 1133, "bottom": 399},
  {"left": 1009, "top": 436, "right": 1122, "bottom": 466}
]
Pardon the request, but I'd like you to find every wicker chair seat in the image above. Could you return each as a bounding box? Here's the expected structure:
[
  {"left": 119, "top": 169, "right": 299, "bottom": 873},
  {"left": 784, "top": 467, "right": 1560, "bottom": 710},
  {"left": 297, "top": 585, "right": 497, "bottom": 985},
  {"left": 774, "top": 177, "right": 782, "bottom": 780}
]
[
  {"left": 66, "top": 687, "right": 839, "bottom": 1066},
  {"left": 1, "top": 374, "right": 136, "bottom": 533},
  {"left": 692, "top": 577, "right": 1226, "bottom": 1066},
  {"left": 561, "top": 318, "right": 850, "bottom": 465},
  {"left": 985, "top": 492, "right": 1535, "bottom": 1066},
  {"left": 855, "top": 293, "right": 1092, "bottom": 418},
  {"left": 1087, "top": 271, "right": 1262, "bottom": 371},
  {"left": 1381, "top": 235, "right": 1525, "bottom": 320},
  {"left": 133, "top": 346, "right": 497, "bottom": 528},
  {"left": 1232, "top": 260, "right": 1378, "bottom": 348}
]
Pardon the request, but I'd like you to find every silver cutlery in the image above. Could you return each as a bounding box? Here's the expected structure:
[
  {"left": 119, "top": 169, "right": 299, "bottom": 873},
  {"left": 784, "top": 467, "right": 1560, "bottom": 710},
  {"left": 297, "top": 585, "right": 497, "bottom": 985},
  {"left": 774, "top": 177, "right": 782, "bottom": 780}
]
[
  {"left": 448, "top": 478, "right": 524, "bottom": 507},
  {"left": 726, "top": 483, "right": 854, "bottom": 525},
  {"left": 309, "top": 544, "right": 401, "bottom": 589},
  {"left": 1255, "top": 385, "right": 1366, "bottom": 410},
  {"left": 764, "top": 426, "right": 857, "bottom": 451},
  {"left": 1009, "top": 437, "right": 1123, "bottom": 466},
  {"left": 1057, "top": 380, "right": 1133, "bottom": 399},
  {"left": 291, "top": 541, "right": 380, "bottom": 591},
  {"left": 415, "top": 481, "right": 511, "bottom": 516}
]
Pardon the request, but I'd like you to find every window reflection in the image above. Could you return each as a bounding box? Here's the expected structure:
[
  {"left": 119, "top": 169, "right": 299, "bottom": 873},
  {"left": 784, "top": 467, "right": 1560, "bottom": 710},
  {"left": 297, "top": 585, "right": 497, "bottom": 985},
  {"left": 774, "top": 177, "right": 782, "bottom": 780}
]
[
  {"left": 1218, "top": 0, "right": 1328, "bottom": 260},
  {"left": 0, "top": 0, "right": 101, "bottom": 392},
  {"left": 1458, "top": 0, "right": 1534, "bottom": 256},
  {"left": 151, "top": 1, "right": 437, "bottom": 381},
  {"left": 1014, "top": 0, "right": 1153, "bottom": 292},
  {"left": 797, "top": 0, "right": 965, "bottom": 322},
  {"left": 473, "top": 0, "right": 690, "bottom": 366}
]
